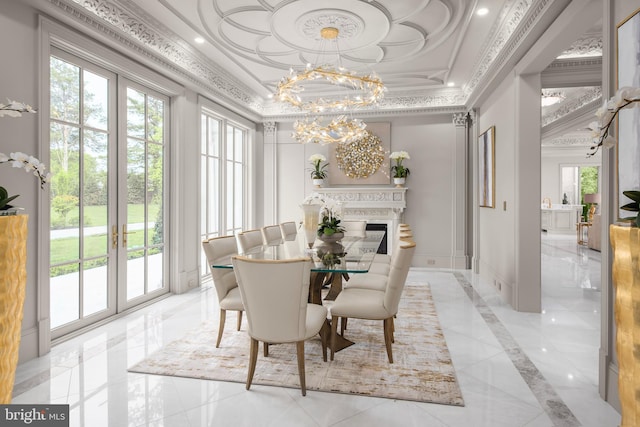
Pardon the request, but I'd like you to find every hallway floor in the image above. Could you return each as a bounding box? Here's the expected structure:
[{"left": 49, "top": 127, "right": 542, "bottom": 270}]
[{"left": 12, "top": 233, "right": 620, "bottom": 426}]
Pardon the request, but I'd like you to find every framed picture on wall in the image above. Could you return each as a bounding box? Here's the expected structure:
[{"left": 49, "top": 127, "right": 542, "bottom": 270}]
[
  {"left": 478, "top": 126, "right": 495, "bottom": 208},
  {"left": 616, "top": 7, "right": 640, "bottom": 220}
]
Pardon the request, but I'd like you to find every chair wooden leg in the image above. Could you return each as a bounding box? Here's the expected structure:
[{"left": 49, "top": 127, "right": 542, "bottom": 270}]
[
  {"left": 296, "top": 341, "right": 307, "bottom": 396},
  {"left": 340, "top": 317, "right": 347, "bottom": 336},
  {"left": 216, "top": 309, "right": 226, "bottom": 348},
  {"left": 390, "top": 316, "right": 395, "bottom": 343},
  {"left": 319, "top": 322, "right": 328, "bottom": 362},
  {"left": 247, "top": 338, "right": 259, "bottom": 390},
  {"left": 383, "top": 318, "right": 394, "bottom": 363},
  {"left": 264, "top": 342, "right": 269, "bottom": 357},
  {"left": 330, "top": 315, "right": 339, "bottom": 361},
  {"left": 237, "top": 311, "right": 243, "bottom": 331}
]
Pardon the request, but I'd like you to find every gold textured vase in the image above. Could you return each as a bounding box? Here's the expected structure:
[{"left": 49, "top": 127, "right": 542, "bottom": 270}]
[
  {"left": 609, "top": 224, "right": 640, "bottom": 427},
  {"left": 0, "top": 215, "right": 28, "bottom": 404}
]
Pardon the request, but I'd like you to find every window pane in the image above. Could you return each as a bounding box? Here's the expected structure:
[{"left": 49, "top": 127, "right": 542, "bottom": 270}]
[
  {"left": 209, "top": 117, "right": 219, "bottom": 156},
  {"left": 208, "top": 158, "right": 219, "bottom": 234},
  {"left": 83, "top": 70, "right": 108, "bottom": 130},
  {"left": 235, "top": 128, "right": 243, "bottom": 160},
  {"left": 148, "top": 96, "right": 164, "bottom": 144},
  {"left": 149, "top": 143, "right": 163, "bottom": 246},
  {"left": 127, "top": 88, "right": 145, "bottom": 138},
  {"left": 201, "top": 115, "right": 207, "bottom": 154},
  {"left": 234, "top": 163, "right": 243, "bottom": 228},
  {"left": 226, "top": 161, "right": 234, "bottom": 231},
  {"left": 226, "top": 126, "right": 234, "bottom": 160},
  {"left": 50, "top": 56, "right": 80, "bottom": 123}
]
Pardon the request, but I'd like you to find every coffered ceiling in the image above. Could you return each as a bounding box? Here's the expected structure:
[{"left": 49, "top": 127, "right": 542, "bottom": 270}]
[{"left": 36, "top": 0, "right": 602, "bottom": 146}]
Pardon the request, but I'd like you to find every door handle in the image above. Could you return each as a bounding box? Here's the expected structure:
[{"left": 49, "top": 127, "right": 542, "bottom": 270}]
[
  {"left": 112, "top": 225, "right": 118, "bottom": 249},
  {"left": 122, "top": 224, "right": 135, "bottom": 247}
]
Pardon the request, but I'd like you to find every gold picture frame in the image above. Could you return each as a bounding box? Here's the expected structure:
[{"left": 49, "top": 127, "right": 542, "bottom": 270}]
[{"left": 478, "top": 126, "right": 495, "bottom": 208}]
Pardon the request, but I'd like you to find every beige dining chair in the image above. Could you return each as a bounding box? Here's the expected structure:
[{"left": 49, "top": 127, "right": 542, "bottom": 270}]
[
  {"left": 279, "top": 221, "right": 298, "bottom": 240},
  {"left": 231, "top": 256, "right": 328, "bottom": 396},
  {"left": 202, "top": 235, "right": 244, "bottom": 348},
  {"left": 236, "top": 229, "right": 264, "bottom": 254},
  {"left": 341, "top": 220, "right": 367, "bottom": 237},
  {"left": 261, "top": 225, "right": 283, "bottom": 245},
  {"left": 329, "top": 239, "right": 416, "bottom": 363}
]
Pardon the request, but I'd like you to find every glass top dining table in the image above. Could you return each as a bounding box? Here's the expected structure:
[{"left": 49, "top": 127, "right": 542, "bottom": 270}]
[{"left": 210, "top": 230, "right": 386, "bottom": 274}]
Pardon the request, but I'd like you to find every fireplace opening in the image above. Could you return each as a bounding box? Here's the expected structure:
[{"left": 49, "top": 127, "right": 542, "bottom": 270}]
[{"left": 366, "top": 223, "right": 388, "bottom": 254}]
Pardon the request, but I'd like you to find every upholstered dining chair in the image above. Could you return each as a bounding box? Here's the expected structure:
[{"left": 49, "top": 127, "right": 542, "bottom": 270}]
[
  {"left": 279, "top": 221, "right": 298, "bottom": 240},
  {"left": 236, "top": 229, "right": 264, "bottom": 254},
  {"left": 261, "top": 225, "right": 283, "bottom": 245},
  {"left": 201, "top": 235, "right": 244, "bottom": 348},
  {"left": 330, "top": 239, "right": 416, "bottom": 363},
  {"left": 231, "top": 256, "right": 328, "bottom": 396},
  {"left": 341, "top": 220, "right": 367, "bottom": 237}
]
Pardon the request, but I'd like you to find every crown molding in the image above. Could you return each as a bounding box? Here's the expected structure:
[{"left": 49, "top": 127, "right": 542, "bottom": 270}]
[
  {"left": 542, "top": 57, "right": 602, "bottom": 88},
  {"left": 541, "top": 86, "right": 601, "bottom": 127},
  {"left": 541, "top": 135, "right": 592, "bottom": 147}
]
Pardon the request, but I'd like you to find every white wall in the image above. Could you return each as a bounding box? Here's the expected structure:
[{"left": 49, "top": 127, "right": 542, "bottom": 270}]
[
  {"left": 477, "top": 77, "right": 517, "bottom": 300},
  {"left": 273, "top": 115, "right": 459, "bottom": 268},
  {"left": 0, "top": 1, "right": 41, "bottom": 363}
]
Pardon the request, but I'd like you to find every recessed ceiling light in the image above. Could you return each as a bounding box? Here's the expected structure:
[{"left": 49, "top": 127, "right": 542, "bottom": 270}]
[
  {"left": 195, "top": 37, "right": 205, "bottom": 44},
  {"left": 477, "top": 8, "right": 489, "bottom": 16},
  {"left": 447, "top": 82, "right": 455, "bottom": 87}
]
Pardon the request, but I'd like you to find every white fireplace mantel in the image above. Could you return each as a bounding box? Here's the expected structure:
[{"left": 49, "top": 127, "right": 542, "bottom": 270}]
[{"left": 313, "top": 187, "right": 407, "bottom": 253}]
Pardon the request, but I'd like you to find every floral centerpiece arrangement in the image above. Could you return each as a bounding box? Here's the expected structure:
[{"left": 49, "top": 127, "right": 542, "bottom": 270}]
[
  {"left": 390, "top": 150, "right": 410, "bottom": 179},
  {"left": 317, "top": 197, "right": 344, "bottom": 238},
  {"left": 588, "top": 87, "right": 640, "bottom": 226},
  {"left": 0, "top": 100, "right": 51, "bottom": 211},
  {"left": 308, "top": 153, "right": 328, "bottom": 184}
]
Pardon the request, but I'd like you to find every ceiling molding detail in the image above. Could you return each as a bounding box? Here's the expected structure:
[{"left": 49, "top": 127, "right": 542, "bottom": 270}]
[
  {"left": 557, "top": 34, "right": 602, "bottom": 58},
  {"left": 542, "top": 136, "right": 592, "bottom": 147},
  {"left": 464, "top": 0, "right": 551, "bottom": 98},
  {"left": 54, "top": 0, "right": 264, "bottom": 116},
  {"left": 541, "top": 86, "right": 601, "bottom": 127}
]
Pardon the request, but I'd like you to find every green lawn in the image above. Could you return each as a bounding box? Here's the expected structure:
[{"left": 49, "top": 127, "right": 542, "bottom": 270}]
[{"left": 51, "top": 203, "right": 160, "bottom": 228}]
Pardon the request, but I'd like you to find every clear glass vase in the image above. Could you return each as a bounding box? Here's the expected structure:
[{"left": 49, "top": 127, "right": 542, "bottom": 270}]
[{"left": 300, "top": 202, "right": 321, "bottom": 249}]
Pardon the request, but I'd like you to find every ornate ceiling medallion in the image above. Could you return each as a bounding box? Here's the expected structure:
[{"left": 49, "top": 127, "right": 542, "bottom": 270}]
[{"left": 335, "top": 131, "right": 387, "bottom": 178}]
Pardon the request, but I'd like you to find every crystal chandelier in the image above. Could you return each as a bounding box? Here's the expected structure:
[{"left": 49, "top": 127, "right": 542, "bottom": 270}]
[{"left": 275, "top": 27, "right": 386, "bottom": 144}]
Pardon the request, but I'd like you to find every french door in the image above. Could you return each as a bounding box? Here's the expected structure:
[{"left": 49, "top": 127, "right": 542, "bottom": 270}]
[{"left": 49, "top": 49, "right": 169, "bottom": 338}]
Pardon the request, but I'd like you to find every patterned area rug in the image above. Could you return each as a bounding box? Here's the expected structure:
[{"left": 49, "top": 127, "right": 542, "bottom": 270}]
[{"left": 128, "top": 284, "right": 464, "bottom": 406}]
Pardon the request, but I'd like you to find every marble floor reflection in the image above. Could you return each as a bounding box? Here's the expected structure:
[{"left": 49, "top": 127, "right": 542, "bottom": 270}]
[{"left": 13, "top": 234, "right": 620, "bottom": 426}]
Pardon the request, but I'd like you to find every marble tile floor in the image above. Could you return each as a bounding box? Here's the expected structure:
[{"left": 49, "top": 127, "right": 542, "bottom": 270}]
[{"left": 12, "top": 233, "right": 620, "bottom": 426}]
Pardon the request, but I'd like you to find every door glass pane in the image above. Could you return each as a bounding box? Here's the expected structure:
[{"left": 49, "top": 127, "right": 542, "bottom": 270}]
[
  {"left": 50, "top": 122, "right": 80, "bottom": 262},
  {"left": 83, "top": 70, "right": 108, "bottom": 130},
  {"left": 50, "top": 264, "right": 80, "bottom": 329},
  {"left": 83, "top": 129, "right": 108, "bottom": 257},
  {"left": 127, "top": 138, "right": 146, "bottom": 250},
  {"left": 209, "top": 119, "right": 219, "bottom": 156},
  {"left": 83, "top": 258, "right": 108, "bottom": 316},
  {"left": 127, "top": 88, "right": 145, "bottom": 138},
  {"left": 148, "top": 143, "right": 163, "bottom": 246},
  {"left": 148, "top": 249, "right": 163, "bottom": 292},
  {"left": 208, "top": 158, "right": 219, "bottom": 233},
  {"left": 127, "top": 250, "right": 145, "bottom": 300},
  {"left": 50, "top": 56, "right": 80, "bottom": 123}
]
